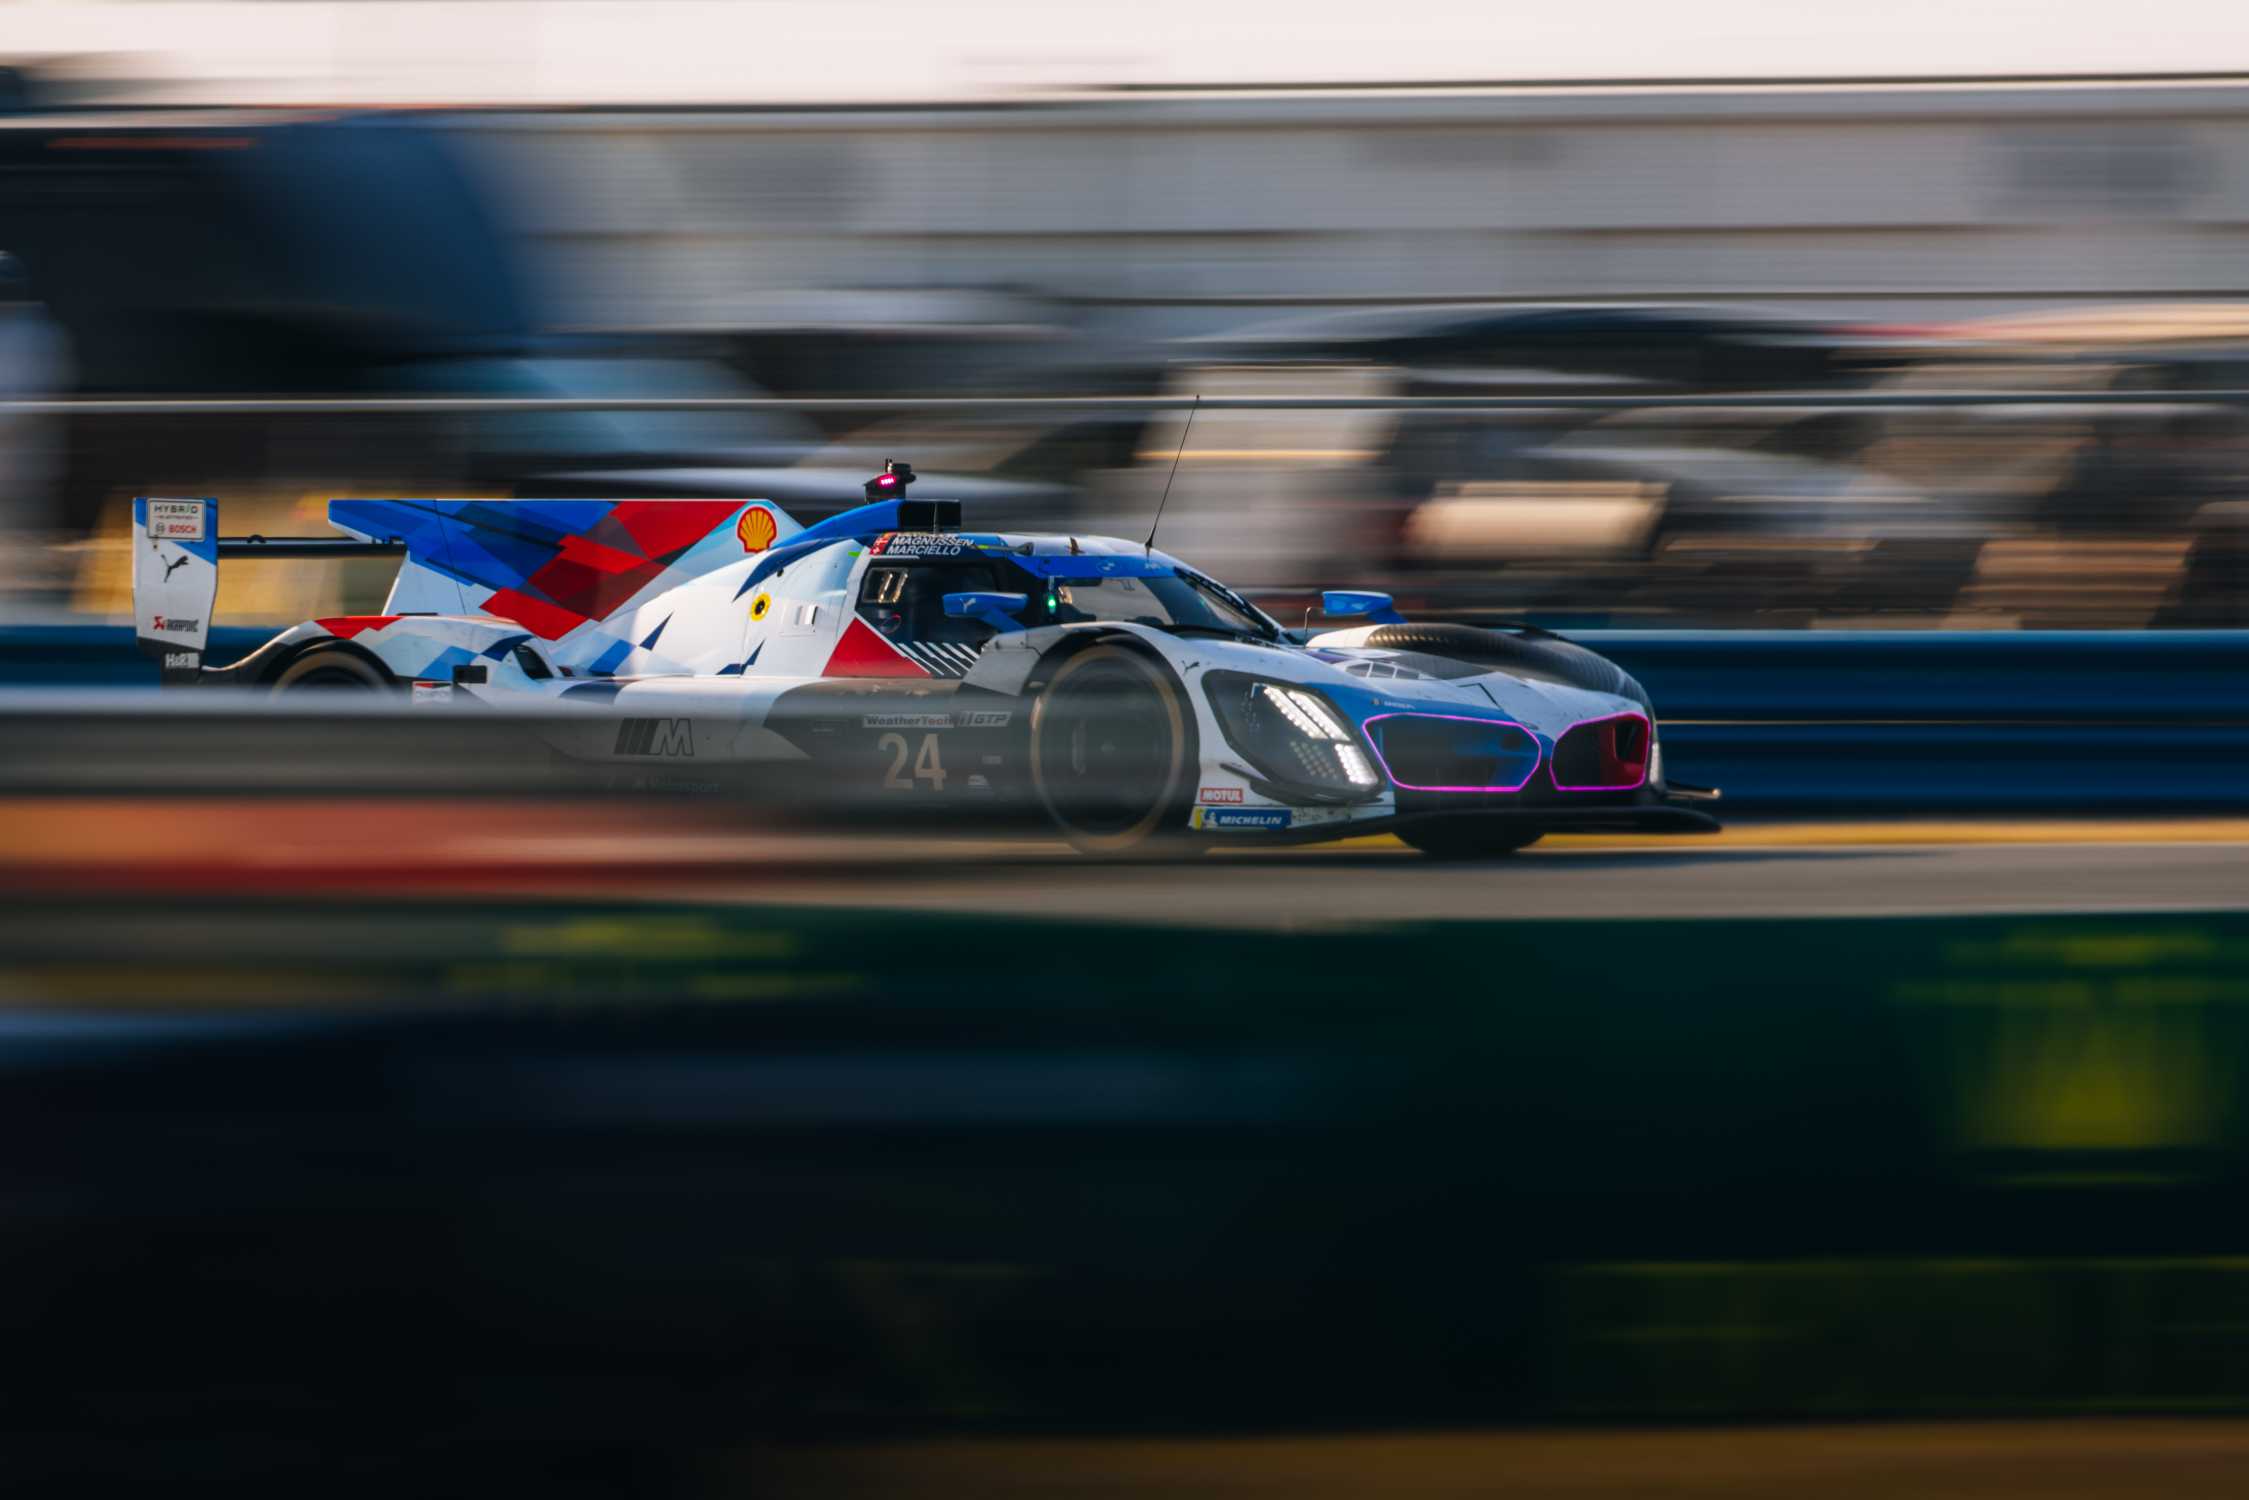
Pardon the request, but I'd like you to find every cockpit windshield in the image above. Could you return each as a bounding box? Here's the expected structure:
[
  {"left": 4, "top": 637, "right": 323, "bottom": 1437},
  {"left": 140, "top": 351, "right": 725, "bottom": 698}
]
[{"left": 1025, "top": 570, "right": 1280, "bottom": 640}]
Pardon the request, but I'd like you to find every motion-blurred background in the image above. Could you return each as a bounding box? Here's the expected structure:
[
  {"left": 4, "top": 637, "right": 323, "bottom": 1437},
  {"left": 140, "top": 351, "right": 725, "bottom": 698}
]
[
  {"left": 6, "top": 4, "right": 2249, "bottom": 629},
  {"left": 11, "top": 7, "right": 2249, "bottom": 1498}
]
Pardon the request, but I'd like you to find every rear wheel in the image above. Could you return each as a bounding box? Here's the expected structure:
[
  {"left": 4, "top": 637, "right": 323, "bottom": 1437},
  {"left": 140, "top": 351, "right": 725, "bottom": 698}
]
[
  {"left": 1396, "top": 822, "right": 1544, "bottom": 859},
  {"left": 270, "top": 647, "right": 392, "bottom": 694},
  {"left": 1029, "top": 644, "right": 1196, "bottom": 854}
]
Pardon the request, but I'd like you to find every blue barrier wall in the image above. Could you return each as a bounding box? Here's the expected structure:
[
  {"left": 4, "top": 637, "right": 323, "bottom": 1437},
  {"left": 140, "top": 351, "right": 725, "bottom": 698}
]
[
  {"left": 5, "top": 625, "right": 2244, "bottom": 811},
  {"left": 1581, "top": 630, "right": 2249, "bottom": 724},
  {"left": 1576, "top": 631, "right": 2249, "bottom": 810},
  {"left": 0, "top": 626, "right": 265, "bottom": 687}
]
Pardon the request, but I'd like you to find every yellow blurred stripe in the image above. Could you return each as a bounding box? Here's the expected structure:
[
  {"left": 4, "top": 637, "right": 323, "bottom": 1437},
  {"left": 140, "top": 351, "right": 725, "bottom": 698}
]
[
  {"left": 1222, "top": 820, "right": 2249, "bottom": 856},
  {"left": 1550, "top": 819, "right": 2249, "bottom": 848},
  {"left": 758, "top": 1420, "right": 2249, "bottom": 1499}
]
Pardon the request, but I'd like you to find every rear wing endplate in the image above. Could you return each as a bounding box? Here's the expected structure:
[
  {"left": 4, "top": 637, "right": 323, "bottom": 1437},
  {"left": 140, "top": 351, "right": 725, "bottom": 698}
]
[{"left": 130, "top": 497, "right": 405, "bottom": 684}]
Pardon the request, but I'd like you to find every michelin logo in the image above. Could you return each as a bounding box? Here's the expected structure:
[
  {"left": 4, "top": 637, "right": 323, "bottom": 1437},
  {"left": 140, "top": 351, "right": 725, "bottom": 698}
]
[{"left": 1197, "top": 807, "right": 1291, "bottom": 831}]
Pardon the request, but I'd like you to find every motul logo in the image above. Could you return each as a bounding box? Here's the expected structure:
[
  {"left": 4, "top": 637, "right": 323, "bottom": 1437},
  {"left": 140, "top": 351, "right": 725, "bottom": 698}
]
[{"left": 615, "top": 717, "right": 694, "bottom": 757}]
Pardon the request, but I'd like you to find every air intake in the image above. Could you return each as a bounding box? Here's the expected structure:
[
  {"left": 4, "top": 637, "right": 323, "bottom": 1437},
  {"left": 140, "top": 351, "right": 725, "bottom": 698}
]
[
  {"left": 1550, "top": 712, "right": 1651, "bottom": 792},
  {"left": 1365, "top": 713, "right": 1542, "bottom": 793}
]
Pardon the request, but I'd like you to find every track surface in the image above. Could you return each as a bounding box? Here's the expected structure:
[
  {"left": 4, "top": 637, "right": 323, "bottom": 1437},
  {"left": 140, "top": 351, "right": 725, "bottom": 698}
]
[
  {"left": 11, "top": 798, "right": 2249, "bottom": 925},
  {"left": 849, "top": 837, "right": 2249, "bottom": 925}
]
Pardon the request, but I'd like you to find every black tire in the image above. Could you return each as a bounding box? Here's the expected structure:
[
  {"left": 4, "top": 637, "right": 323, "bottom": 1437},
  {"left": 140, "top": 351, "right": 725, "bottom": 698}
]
[
  {"left": 1360, "top": 623, "right": 1649, "bottom": 708},
  {"left": 1396, "top": 821, "right": 1544, "bottom": 859},
  {"left": 269, "top": 646, "right": 392, "bottom": 694},
  {"left": 1029, "top": 644, "right": 1196, "bottom": 854}
]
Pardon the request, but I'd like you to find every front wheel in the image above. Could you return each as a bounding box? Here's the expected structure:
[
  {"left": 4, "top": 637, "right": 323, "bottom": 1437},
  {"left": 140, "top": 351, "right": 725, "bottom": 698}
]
[
  {"left": 1028, "top": 644, "right": 1196, "bottom": 854},
  {"left": 1396, "top": 821, "right": 1544, "bottom": 859}
]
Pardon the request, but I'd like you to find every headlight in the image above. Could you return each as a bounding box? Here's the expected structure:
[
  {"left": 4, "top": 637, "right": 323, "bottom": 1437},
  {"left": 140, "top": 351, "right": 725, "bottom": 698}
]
[{"left": 1206, "top": 672, "right": 1383, "bottom": 799}]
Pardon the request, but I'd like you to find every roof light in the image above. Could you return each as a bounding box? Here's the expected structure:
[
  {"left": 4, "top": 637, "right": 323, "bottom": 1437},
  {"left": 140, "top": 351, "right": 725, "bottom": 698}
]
[{"left": 864, "top": 459, "right": 916, "bottom": 502}]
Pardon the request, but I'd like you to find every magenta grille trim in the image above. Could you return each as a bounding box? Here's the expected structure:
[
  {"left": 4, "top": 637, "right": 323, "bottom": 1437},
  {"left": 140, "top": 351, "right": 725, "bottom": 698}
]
[
  {"left": 1549, "top": 710, "right": 1652, "bottom": 793},
  {"left": 1362, "top": 711, "right": 1542, "bottom": 794}
]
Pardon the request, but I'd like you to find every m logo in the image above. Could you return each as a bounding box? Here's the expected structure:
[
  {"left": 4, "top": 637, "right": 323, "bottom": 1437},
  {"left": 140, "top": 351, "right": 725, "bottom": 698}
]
[{"left": 615, "top": 717, "right": 695, "bottom": 757}]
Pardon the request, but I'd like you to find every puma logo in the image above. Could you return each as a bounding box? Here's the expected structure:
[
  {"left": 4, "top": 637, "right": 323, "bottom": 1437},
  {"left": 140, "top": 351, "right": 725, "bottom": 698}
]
[{"left": 161, "top": 553, "right": 191, "bottom": 581}]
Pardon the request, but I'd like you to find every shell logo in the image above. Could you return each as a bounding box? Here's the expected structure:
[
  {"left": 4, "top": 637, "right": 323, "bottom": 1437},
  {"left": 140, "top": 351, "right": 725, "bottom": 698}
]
[
  {"left": 750, "top": 591, "right": 772, "bottom": 623},
  {"left": 737, "top": 506, "right": 779, "bottom": 553}
]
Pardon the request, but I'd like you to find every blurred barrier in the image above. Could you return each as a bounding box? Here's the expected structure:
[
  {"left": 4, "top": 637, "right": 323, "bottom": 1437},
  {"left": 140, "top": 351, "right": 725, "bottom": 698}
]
[
  {"left": 0, "top": 689, "right": 601, "bottom": 796},
  {"left": 0, "top": 624, "right": 267, "bottom": 687},
  {"left": 3, "top": 627, "right": 2244, "bottom": 810},
  {"left": 8, "top": 389, "right": 2249, "bottom": 413}
]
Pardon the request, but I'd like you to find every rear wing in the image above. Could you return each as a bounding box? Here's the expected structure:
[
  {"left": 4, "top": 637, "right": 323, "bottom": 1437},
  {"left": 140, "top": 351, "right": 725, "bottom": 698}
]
[{"left": 129, "top": 497, "right": 404, "bottom": 684}]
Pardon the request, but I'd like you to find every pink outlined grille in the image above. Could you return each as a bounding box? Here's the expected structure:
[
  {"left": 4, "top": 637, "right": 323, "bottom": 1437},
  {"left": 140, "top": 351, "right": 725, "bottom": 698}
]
[
  {"left": 1362, "top": 712, "right": 1542, "bottom": 793},
  {"left": 1548, "top": 710, "right": 1652, "bottom": 792}
]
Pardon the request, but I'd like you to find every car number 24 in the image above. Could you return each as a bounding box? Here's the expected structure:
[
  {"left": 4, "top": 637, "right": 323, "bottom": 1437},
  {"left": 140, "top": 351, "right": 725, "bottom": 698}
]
[{"left": 878, "top": 731, "right": 947, "bottom": 793}]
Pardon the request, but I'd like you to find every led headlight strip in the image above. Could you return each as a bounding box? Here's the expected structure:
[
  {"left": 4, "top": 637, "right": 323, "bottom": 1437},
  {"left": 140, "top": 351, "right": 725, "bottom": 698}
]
[{"left": 1207, "top": 672, "right": 1383, "bottom": 798}]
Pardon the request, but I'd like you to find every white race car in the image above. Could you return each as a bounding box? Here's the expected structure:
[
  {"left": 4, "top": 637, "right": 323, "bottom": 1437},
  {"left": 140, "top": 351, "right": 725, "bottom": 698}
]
[{"left": 130, "top": 466, "right": 1718, "bottom": 854}]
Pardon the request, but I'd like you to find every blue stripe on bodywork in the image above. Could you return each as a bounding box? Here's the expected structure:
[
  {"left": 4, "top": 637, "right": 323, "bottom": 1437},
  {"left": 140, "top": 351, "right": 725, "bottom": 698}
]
[
  {"left": 559, "top": 681, "right": 624, "bottom": 704},
  {"left": 412, "top": 644, "right": 479, "bottom": 682},
  {"left": 1006, "top": 554, "right": 1176, "bottom": 580},
  {"left": 737, "top": 535, "right": 841, "bottom": 597}
]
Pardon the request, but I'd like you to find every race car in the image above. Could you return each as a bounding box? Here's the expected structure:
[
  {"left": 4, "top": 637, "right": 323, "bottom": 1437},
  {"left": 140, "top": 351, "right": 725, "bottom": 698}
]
[{"left": 129, "top": 465, "right": 1719, "bottom": 855}]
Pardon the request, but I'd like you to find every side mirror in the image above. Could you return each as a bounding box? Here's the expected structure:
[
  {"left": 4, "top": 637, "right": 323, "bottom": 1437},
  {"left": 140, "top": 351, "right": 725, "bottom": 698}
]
[
  {"left": 943, "top": 591, "right": 1029, "bottom": 633},
  {"left": 1321, "top": 590, "right": 1403, "bottom": 625}
]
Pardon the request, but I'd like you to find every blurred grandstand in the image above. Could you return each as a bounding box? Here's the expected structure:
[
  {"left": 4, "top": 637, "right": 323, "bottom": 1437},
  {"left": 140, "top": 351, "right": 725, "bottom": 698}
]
[{"left": 0, "top": 72, "right": 2248, "bottom": 626}]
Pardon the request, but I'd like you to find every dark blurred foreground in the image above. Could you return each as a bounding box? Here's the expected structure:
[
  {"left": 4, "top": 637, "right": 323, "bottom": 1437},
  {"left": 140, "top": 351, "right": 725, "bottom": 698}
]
[{"left": 10, "top": 877, "right": 2249, "bottom": 1494}]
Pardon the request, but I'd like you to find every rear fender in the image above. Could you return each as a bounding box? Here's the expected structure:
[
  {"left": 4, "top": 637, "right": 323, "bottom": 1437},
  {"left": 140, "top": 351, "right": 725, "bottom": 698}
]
[{"left": 236, "top": 614, "right": 550, "bottom": 690}]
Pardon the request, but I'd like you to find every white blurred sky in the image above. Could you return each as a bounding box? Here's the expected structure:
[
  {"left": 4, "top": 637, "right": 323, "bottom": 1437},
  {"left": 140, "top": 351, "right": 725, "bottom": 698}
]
[{"left": 11, "top": 0, "right": 2249, "bottom": 105}]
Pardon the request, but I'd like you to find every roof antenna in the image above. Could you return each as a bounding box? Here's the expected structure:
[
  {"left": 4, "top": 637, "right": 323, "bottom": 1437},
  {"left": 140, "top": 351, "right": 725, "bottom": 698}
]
[{"left": 1144, "top": 395, "right": 1200, "bottom": 557}]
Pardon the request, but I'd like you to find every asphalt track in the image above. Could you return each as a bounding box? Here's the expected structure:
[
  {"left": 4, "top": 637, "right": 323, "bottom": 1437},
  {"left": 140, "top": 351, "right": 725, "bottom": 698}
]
[
  {"left": 770, "top": 831, "right": 2249, "bottom": 926},
  {"left": 12, "top": 799, "right": 2249, "bottom": 925}
]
